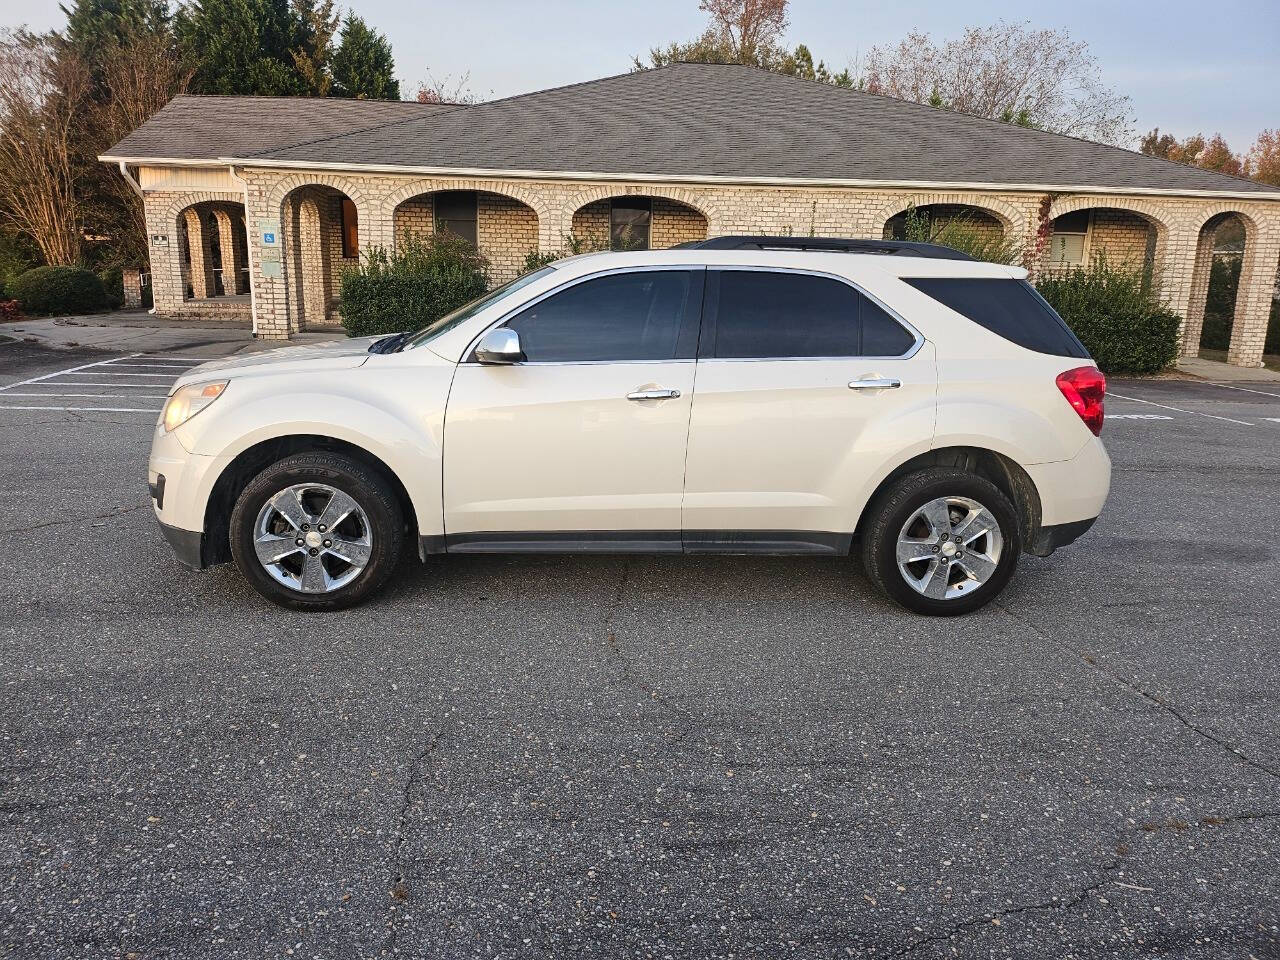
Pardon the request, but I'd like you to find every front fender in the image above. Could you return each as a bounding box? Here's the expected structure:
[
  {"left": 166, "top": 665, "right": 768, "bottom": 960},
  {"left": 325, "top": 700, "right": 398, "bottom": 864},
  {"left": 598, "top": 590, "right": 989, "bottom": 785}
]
[{"left": 175, "top": 367, "right": 449, "bottom": 538}]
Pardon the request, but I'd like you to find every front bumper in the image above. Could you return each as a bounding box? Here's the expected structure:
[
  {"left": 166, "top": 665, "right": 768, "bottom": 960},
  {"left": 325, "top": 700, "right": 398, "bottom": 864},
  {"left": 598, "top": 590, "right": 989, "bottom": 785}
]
[
  {"left": 158, "top": 518, "right": 206, "bottom": 570},
  {"left": 149, "top": 417, "right": 219, "bottom": 570}
]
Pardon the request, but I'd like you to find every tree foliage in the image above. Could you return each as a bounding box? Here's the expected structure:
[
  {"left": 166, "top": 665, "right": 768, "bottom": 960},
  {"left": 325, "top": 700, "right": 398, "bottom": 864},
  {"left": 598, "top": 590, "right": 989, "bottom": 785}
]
[
  {"left": 289, "top": 0, "right": 339, "bottom": 96},
  {"left": 1244, "top": 129, "right": 1280, "bottom": 186},
  {"left": 177, "top": 0, "right": 308, "bottom": 95},
  {"left": 858, "top": 22, "right": 1133, "bottom": 145},
  {"left": 0, "top": 31, "right": 95, "bottom": 266},
  {"left": 330, "top": 13, "right": 399, "bottom": 100},
  {"left": 634, "top": 0, "right": 851, "bottom": 87},
  {"left": 1139, "top": 129, "right": 1245, "bottom": 176}
]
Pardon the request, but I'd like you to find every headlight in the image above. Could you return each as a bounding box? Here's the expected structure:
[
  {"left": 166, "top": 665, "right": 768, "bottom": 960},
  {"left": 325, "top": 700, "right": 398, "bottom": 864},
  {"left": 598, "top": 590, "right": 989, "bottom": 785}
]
[{"left": 162, "top": 380, "right": 228, "bottom": 432}]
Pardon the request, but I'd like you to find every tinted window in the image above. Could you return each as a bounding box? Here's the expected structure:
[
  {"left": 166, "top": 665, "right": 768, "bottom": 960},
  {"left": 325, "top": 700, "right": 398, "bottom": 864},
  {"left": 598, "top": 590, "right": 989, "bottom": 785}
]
[
  {"left": 905, "top": 278, "right": 1090, "bottom": 358},
  {"left": 709, "top": 271, "right": 915, "bottom": 359},
  {"left": 862, "top": 297, "right": 917, "bottom": 356},
  {"left": 435, "top": 191, "right": 478, "bottom": 246},
  {"left": 506, "top": 270, "right": 692, "bottom": 362}
]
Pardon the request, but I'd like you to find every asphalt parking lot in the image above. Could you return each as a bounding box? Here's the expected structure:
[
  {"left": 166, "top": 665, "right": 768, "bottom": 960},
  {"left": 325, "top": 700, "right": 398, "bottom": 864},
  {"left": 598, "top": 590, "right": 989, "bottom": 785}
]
[{"left": 0, "top": 338, "right": 1277, "bottom": 959}]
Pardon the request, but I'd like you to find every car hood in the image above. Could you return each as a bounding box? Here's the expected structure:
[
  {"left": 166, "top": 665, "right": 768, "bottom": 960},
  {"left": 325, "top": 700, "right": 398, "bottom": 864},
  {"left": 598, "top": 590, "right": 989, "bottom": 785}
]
[{"left": 172, "top": 336, "right": 380, "bottom": 387}]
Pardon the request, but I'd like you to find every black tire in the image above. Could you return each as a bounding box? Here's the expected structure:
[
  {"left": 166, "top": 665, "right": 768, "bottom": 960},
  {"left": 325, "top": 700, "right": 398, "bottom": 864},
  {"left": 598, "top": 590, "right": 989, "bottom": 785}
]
[
  {"left": 861, "top": 467, "right": 1021, "bottom": 616},
  {"left": 229, "top": 452, "right": 404, "bottom": 611}
]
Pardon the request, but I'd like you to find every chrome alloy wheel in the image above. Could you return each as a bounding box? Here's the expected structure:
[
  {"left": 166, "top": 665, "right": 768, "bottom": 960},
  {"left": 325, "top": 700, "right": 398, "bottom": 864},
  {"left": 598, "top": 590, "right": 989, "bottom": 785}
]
[
  {"left": 253, "top": 483, "right": 372, "bottom": 594},
  {"left": 895, "top": 496, "right": 1004, "bottom": 601}
]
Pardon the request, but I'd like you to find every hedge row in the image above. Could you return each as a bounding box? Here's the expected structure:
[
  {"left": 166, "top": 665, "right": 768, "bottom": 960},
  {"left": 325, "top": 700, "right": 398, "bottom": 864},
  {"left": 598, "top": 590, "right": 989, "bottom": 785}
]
[
  {"left": 7, "top": 266, "right": 108, "bottom": 315},
  {"left": 1035, "top": 260, "right": 1181, "bottom": 375},
  {"left": 338, "top": 233, "right": 488, "bottom": 338}
]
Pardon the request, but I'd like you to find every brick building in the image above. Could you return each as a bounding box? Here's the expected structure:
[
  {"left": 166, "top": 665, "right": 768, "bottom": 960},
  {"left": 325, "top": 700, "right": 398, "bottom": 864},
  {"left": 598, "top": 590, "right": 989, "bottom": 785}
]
[{"left": 102, "top": 63, "right": 1280, "bottom": 367}]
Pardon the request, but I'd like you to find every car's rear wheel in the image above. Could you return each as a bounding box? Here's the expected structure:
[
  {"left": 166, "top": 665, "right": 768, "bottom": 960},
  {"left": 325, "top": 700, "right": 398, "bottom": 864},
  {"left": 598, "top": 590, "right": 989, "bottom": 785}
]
[
  {"left": 229, "top": 452, "right": 404, "bottom": 611},
  {"left": 861, "top": 467, "right": 1020, "bottom": 616}
]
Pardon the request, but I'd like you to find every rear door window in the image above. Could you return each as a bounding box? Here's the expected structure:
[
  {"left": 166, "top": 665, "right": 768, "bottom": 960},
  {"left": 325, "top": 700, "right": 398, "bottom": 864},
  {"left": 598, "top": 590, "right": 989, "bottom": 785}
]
[
  {"left": 904, "top": 277, "right": 1090, "bottom": 358},
  {"left": 706, "top": 270, "right": 916, "bottom": 359}
]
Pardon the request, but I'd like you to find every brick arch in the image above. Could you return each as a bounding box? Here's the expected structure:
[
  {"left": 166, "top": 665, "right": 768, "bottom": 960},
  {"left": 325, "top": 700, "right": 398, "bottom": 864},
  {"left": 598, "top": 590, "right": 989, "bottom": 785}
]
[
  {"left": 382, "top": 178, "right": 548, "bottom": 223},
  {"left": 1046, "top": 195, "right": 1172, "bottom": 236},
  {"left": 876, "top": 193, "right": 1025, "bottom": 232},
  {"left": 560, "top": 185, "right": 722, "bottom": 232},
  {"left": 1192, "top": 204, "right": 1259, "bottom": 239},
  {"left": 267, "top": 173, "right": 375, "bottom": 215},
  {"left": 160, "top": 192, "right": 245, "bottom": 229}
]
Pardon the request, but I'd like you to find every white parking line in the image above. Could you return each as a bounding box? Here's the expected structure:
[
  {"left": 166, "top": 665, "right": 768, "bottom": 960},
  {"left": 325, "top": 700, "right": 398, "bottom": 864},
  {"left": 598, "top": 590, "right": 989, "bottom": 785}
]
[
  {"left": 1109, "top": 413, "right": 1174, "bottom": 420},
  {"left": 99, "top": 362, "right": 195, "bottom": 370},
  {"left": 1199, "top": 381, "right": 1280, "bottom": 400},
  {"left": 64, "top": 371, "right": 175, "bottom": 378},
  {"left": 0, "top": 353, "right": 141, "bottom": 390},
  {"left": 0, "top": 353, "right": 180, "bottom": 414},
  {"left": 1106, "top": 391, "right": 1253, "bottom": 426},
  {"left": 0, "top": 405, "right": 161, "bottom": 413},
  {"left": 0, "top": 392, "right": 170, "bottom": 399}
]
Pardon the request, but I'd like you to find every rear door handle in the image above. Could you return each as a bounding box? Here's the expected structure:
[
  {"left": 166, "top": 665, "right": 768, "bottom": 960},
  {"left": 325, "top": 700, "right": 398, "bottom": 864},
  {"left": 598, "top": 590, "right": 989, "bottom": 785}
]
[
  {"left": 627, "top": 388, "right": 681, "bottom": 400},
  {"left": 848, "top": 378, "right": 901, "bottom": 390}
]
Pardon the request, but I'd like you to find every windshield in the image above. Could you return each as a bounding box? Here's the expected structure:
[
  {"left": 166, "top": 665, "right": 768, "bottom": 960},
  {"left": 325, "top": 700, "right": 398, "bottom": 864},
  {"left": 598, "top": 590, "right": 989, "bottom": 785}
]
[{"left": 403, "top": 267, "right": 556, "bottom": 349}]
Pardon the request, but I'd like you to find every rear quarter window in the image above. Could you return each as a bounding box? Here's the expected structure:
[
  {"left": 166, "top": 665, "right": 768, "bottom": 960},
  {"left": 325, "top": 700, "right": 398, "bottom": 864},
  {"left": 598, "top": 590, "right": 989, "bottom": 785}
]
[{"left": 904, "top": 278, "right": 1090, "bottom": 359}]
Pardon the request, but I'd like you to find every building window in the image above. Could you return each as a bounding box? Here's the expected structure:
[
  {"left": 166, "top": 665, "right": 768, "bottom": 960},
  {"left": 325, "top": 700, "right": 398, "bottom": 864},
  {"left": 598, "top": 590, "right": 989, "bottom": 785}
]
[
  {"left": 611, "top": 197, "right": 651, "bottom": 251},
  {"left": 340, "top": 197, "right": 359, "bottom": 259},
  {"left": 435, "top": 191, "right": 478, "bottom": 246},
  {"left": 1048, "top": 210, "right": 1090, "bottom": 265}
]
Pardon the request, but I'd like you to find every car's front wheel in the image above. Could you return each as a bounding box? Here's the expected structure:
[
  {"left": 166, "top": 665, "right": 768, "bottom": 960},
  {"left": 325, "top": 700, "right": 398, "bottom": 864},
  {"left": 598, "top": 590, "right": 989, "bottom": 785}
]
[
  {"left": 229, "top": 452, "right": 404, "bottom": 611},
  {"left": 861, "top": 467, "right": 1021, "bottom": 616}
]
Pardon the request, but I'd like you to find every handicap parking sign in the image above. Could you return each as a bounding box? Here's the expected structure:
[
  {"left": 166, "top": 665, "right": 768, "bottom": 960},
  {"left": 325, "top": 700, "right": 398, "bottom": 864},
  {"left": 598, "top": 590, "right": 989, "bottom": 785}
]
[{"left": 262, "top": 231, "right": 276, "bottom": 244}]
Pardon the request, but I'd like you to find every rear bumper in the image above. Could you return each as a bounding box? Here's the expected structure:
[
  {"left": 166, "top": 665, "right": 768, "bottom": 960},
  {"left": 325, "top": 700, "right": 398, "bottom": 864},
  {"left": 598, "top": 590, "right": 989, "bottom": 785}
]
[{"left": 158, "top": 518, "right": 206, "bottom": 570}]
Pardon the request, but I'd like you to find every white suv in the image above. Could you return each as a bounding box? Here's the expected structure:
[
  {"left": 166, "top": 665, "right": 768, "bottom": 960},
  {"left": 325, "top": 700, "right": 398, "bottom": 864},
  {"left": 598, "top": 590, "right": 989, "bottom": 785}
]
[{"left": 148, "top": 237, "right": 1110, "bottom": 616}]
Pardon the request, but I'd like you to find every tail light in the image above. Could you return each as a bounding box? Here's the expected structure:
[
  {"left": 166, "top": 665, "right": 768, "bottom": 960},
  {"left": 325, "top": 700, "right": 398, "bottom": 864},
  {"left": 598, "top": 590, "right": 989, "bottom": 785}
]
[{"left": 1056, "top": 366, "right": 1106, "bottom": 436}]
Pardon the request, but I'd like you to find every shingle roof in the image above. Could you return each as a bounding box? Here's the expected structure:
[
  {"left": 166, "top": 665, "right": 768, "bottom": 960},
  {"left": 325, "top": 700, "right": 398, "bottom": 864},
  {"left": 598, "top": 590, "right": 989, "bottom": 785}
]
[
  {"left": 102, "top": 94, "right": 456, "bottom": 162},
  {"left": 105, "top": 64, "right": 1280, "bottom": 196}
]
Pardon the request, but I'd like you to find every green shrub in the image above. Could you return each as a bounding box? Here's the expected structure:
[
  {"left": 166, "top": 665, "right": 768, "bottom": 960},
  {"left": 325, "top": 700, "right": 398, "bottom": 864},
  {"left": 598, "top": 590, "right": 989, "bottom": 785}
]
[
  {"left": 1035, "top": 259, "right": 1181, "bottom": 375},
  {"left": 9, "top": 266, "right": 108, "bottom": 315},
  {"left": 99, "top": 266, "right": 125, "bottom": 309},
  {"left": 519, "top": 232, "right": 610, "bottom": 276},
  {"left": 521, "top": 249, "right": 559, "bottom": 275},
  {"left": 339, "top": 233, "right": 489, "bottom": 338}
]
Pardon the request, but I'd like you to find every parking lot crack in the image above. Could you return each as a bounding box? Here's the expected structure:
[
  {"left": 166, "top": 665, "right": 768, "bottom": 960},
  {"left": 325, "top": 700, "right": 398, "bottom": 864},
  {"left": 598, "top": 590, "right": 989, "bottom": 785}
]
[
  {"left": 0, "top": 501, "right": 149, "bottom": 537},
  {"left": 996, "top": 603, "right": 1280, "bottom": 784},
  {"left": 602, "top": 560, "right": 699, "bottom": 745},
  {"left": 385, "top": 718, "right": 452, "bottom": 955},
  {"left": 884, "top": 863, "right": 1119, "bottom": 957}
]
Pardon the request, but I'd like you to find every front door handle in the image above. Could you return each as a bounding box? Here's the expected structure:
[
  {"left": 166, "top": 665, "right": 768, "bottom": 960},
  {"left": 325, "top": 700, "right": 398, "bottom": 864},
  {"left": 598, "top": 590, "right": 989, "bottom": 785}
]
[
  {"left": 627, "top": 388, "right": 681, "bottom": 401},
  {"left": 848, "top": 377, "right": 901, "bottom": 390}
]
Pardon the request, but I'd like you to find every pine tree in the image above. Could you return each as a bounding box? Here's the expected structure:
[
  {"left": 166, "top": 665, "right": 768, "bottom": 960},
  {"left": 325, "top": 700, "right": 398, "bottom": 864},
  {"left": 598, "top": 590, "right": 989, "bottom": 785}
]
[
  {"left": 290, "top": 0, "right": 338, "bottom": 96},
  {"left": 178, "top": 0, "right": 306, "bottom": 96},
  {"left": 330, "top": 14, "right": 398, "bottom": 100}
]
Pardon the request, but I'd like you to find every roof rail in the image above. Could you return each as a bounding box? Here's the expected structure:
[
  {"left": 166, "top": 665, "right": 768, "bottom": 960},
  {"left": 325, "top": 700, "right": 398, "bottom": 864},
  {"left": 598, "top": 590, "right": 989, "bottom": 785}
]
[{"left": 677, "top": 235, "right": 975, "bottom": 261}]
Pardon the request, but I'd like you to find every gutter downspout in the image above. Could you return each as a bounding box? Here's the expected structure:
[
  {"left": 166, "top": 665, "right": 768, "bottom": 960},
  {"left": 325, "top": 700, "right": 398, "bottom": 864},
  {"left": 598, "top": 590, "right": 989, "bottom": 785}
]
[
  {"left": 117, "top": 160, "right": 144, "bottom": 197},
  {"left": 227, "top": 164, "right": 259, "bottom": 337},
  {"left": 117, "top": 162, "right": 158, "bottom": 313}
]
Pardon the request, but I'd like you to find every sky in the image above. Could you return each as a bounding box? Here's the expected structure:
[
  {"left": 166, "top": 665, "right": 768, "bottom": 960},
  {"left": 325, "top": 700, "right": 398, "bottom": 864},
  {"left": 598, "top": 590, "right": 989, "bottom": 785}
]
[{"left": 4, "top": 0, "right": 1277, "bottom": 150}]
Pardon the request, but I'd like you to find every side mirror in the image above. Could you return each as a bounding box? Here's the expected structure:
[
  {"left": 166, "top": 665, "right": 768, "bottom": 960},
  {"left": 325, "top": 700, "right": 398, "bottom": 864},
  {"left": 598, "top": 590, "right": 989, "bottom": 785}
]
[{"left": 474, "top": 327, "right": 525, "bottom": 365}]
